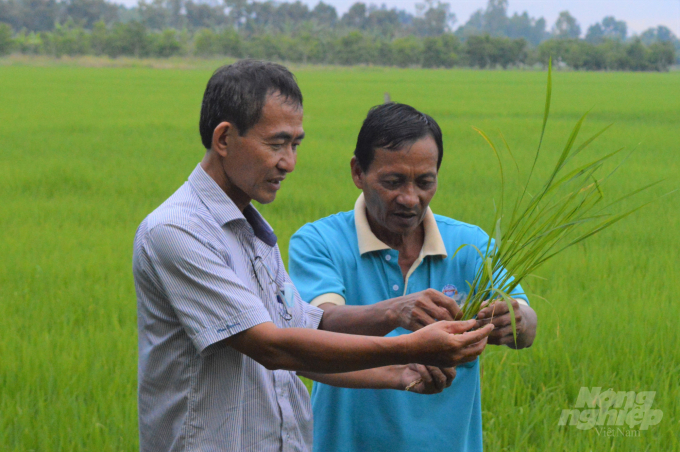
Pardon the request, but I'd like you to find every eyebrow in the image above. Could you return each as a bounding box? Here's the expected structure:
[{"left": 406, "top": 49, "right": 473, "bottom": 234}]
[
  {"left": 269, "top": 131, "right": 305, "bottom": 141},
  {"left": 382, "top": 172, "right": 437, "bottom": 179}
]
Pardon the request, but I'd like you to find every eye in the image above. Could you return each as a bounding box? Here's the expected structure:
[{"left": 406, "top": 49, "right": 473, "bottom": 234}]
[
  {"left": 382, "top": 179, "right": 401, "bottom": 189},
  {"left": 418, "top": 179, "right": 436, "bottom": 189}
]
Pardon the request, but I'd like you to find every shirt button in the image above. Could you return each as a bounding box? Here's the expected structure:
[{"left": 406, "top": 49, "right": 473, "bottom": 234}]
[
  {"left": 392, "top": 284, "right": 399, "bottom": 291},
  {"left": 385, "top": 255, "right": 392, "bottom": 261}
]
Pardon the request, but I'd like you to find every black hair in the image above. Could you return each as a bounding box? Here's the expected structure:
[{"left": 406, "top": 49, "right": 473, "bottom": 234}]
[
  {"left": 199, "top": 59, "right": 303, "bottom": 149},
  {"left": 354, "top": 102, "right": 443, "bottom": 172}
]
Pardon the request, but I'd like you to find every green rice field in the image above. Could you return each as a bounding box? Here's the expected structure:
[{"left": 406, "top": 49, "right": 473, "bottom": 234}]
[{"left": 1, "top": 61, "right": 678, "bottom": 451}]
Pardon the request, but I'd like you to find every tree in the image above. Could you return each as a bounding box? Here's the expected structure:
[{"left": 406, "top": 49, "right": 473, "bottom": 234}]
[
  {"left": 482, "top": 0, "right": 507, "bottom": 36},
  {"left": 63, "top": 0, "right": 118, "bottom": 28},
  {"left": 506, "top": 12, "right": 547, "bottom": 46},
  {"left": 89, "top": 19, "right": 107, "bottom": 54},
  {"left": 138, "top": 0, "right": 170, "bottom": 30},
  {"left": 106, "top": 20, "right": 149, "bottom": 57},
  {"left": 455, "top": 9, "right": 483, "bottom": 38},
  {"left": 341, "top": 3, "right": 367, "bottom": 29},
  {"left": 152, "top": 27, "right": 182, "bottom": 57},
  {"left": 45, "top": 21, "right": 90, "bottom": 56},
  {"left": 391, "top": 35, "right": 422, "bottom": 66},
  {"left": 334, "top": 30, "right": 373, "bottom": 65},
  {"left": 640, "top": 26, "right": 677, "bottom": 45},
  {"left": 421, "top": 34, "right": 459, "bottom": 67},
  {"left": 311, "top": 2, "right": 337, "bottom": 27},
  {"left": 412, "top": 0, "right": 454, "bottom": 37},
  {"left": 466, "top": 34, "right": 496, "bottom": 68},
  {"left": 185, "top": 2, "right": 228, "bottom": 30},
  {"left": 224, "top": 0, "right": 248, "bottom": 28},
  {"left": 20, "top": 0, "right": 58, "bottom": 32},
  {"left": 601, "top": 16, "right": 626, "bottom": 41},
  {"left": 0, "top": 0, "right": 21, "bottom": 30},
  {"left": 585, "top": 23, "right": 604, "bottom": 44},
  {"left": 552, "top": 11, "right": 580, "bottom": 39},
  {"left": 0, "top": 22, "right": 13, "bottom": 55},
  {"left": 537, "top": 37, "right": 572, "bottom": 65},
  {"left": 365, "top": 6, "right": 400, "bottom": 38},
  {"left": 455, "top": 0, "right": 547, "bottom": 45},
  {"left": 647, "top": 41, "right": 675, "bottom": 71}
]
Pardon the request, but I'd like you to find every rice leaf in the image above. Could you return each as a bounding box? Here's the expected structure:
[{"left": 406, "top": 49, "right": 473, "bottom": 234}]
[{"left": 457, "top": 60, "right": 663, "bottom": 344}]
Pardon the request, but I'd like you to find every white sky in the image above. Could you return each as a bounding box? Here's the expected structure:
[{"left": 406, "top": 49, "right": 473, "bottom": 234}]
[{"left": 115, "top": 0, "right": 680, "bottom": 37}]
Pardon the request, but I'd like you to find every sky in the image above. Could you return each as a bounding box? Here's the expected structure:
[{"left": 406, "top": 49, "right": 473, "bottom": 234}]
[{"left": 117, "top": 0, "right": 680, "bottom": 37}]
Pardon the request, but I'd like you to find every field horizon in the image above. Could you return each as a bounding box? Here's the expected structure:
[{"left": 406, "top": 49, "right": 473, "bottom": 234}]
[{"left": 3, "top": 53, "right": 680, "bottom": 72}]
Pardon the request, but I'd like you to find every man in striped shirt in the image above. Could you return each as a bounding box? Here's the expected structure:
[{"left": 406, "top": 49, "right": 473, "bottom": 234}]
[{"left": 132, "top": 59, "right": 494, "bottom": 452}]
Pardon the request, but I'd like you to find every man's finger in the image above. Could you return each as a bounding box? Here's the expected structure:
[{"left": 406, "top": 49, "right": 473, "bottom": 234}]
[
  {"left": 420, "top": 302, "right": 454, "bottom": 322},
  {"left": 416, "top": 364, "right": 434, "bottom": 387},
  {"left": 425, "top": 366, "right": 448, "bottom": 391},
  {"left": 412, "top": 309, "right": 438, "bottom": 328},
  {"left": 456, "top": 337, "right": 489, "bottom": 363},
  {"left": 441, "top": 367, "right": 456, "bottom": 386},
  {"left": 427, "top": 289, "right": 462, "bottom": 320},
  {"left": 489, "top": 313, "right": 512, "bottom": 328},
  {"left": 454, "top": 323, "right": 494, "bottom": 347},
  {"left": 478, "top": 301, "right": 509, "bottom": 319},
  {"left": 491, "top": 324, "right": 514, "bottom": 339},
  {"left": 439, "top": 319, "right": 477, "bottom": 335}
]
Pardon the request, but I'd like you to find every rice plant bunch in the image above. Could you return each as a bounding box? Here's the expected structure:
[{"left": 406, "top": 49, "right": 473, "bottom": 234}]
[{"left": 454, "top": 60, "right": 662, "bottom": 339}]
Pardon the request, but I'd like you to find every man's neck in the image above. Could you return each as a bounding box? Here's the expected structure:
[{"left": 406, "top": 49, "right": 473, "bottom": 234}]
[{"left": 201, "top": 154, "right": 251, "bottom": 212}]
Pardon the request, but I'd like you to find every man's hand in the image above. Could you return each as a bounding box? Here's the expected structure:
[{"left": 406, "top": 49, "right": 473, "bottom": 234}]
[
  {"left": 475, "top": 299, "right": 537, "bottom": 349},
  {"left": 406, "top": 319, "right": 493, "bottom": 368},
  {"left": 387, "top": 288, "right": 463, "bottom": 332},
  {"left": 399, "top": 364, "right": 456, "bottom": 394}
]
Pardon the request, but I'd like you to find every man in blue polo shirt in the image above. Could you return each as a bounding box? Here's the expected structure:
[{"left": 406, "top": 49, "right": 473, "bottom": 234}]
[{"left": 289, "top": 103, "right": 538, "bottom": 452}]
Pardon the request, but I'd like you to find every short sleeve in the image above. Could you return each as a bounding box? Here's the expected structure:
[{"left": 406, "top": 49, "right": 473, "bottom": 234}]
[
  {"left": 145, "top": 223, "right": 272, "bottom": 355},
  {"left": 473, "top": 229, "right": 529, "bottom": 306},
  {"left": 289, "top": 225, "right": 347, "bottom": 307}
]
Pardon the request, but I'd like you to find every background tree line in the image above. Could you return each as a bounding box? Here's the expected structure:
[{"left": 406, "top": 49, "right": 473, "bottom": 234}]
[{"left": 0, "top": 0, "right": 677, "bottom": 70}]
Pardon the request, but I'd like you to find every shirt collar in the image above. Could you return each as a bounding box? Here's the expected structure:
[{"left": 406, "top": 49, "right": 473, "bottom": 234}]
[
  {"left": 354, "top": 193, "right": 447, "bottom": 258},
  {"left": 188, "top": 164, "right": 277, "bottom": 247}
]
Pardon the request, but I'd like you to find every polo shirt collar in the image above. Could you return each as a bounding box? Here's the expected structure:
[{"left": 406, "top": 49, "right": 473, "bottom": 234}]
[
  {"left": 188, "top": 164, "right": 277, "bottom": 247},
  {"left": 354, "top": 193, "right": 447, "bottom": 258}
]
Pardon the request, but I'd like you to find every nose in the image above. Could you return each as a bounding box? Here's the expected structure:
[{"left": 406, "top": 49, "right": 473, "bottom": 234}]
[
  {"left": 396, "top": 183, "right": 419, "bottom": 210},
  {"left": 277, "top": 145, "right": 297, "bottom": 173}
]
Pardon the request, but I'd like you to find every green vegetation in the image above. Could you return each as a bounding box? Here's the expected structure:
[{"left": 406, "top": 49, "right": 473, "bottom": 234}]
[
  {"left": 1, "top": 0, "right": 678, "bottom": 69},
  {"left": 0, "top": 64, "right": 678, "bottom": 451}
]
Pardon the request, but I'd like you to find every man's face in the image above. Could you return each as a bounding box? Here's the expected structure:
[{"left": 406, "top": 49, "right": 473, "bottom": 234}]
[
  {"left": 222, "top": 93, "right": 304, "bottom": 206},
  {"left": 352, "top": 136, "right": 439, "bottom": 236}
]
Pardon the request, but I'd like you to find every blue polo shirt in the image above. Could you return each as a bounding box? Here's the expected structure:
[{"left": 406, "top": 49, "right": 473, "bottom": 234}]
[{"left": 288, "top": 194, "right": 528, "bottom": 452}]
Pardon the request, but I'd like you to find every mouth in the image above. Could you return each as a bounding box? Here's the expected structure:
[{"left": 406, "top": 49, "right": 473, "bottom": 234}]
[
  {"left": 392, "top": 212, "right": 419, "bottom": 221},
  {"left": 266, "top": 176, "right": 285, "bottom": 191}
]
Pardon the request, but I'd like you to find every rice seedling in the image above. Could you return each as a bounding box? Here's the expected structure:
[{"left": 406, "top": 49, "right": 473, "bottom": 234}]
[{"left": 454, "top": 60, "right": 667, "bottom": 341}]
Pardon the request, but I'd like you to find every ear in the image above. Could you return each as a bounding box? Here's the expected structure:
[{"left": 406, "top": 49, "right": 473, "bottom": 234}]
[
  {"left": 350, "top": 156, "right": 364, "bottom": 190},
  {"left": 211, "top": 121, "right": 236, "bottom": 158}
]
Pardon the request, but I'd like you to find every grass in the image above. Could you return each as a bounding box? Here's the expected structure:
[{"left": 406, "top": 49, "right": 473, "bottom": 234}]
[{"left": 0, "top": 62, "right": 678, "bottom": 451}]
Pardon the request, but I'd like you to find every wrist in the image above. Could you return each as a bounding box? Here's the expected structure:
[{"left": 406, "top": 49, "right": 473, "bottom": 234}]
[
  {"left": 380, "top": 298, "right": 403, "bottom": 331},
  {"left": 387, "top": 332, "right": 416, "bottom": 365},
  {"left": 390, "top": 365, "right": 409, "bottom": 390}
]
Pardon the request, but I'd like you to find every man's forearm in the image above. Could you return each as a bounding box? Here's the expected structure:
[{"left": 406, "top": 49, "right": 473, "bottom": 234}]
[
  {"left": 317, "top": 301, "right": 400, "bottom": 336},
  {"left": 226, "top": 319, "right": 492, "bottom": 375},
  {"left": 226, "top": 321, "right": 411, "bottom": 373},
  {"left": 299, "top": 366, "right": 403, "bottom": 390},
  {"left": 317, "top": 289, "right": 462, "bottom": 336}
]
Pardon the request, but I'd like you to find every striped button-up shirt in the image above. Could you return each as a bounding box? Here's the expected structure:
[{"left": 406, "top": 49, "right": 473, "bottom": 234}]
[{"left": 133, "top": 164, "right": 323, "bottom": 452}]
